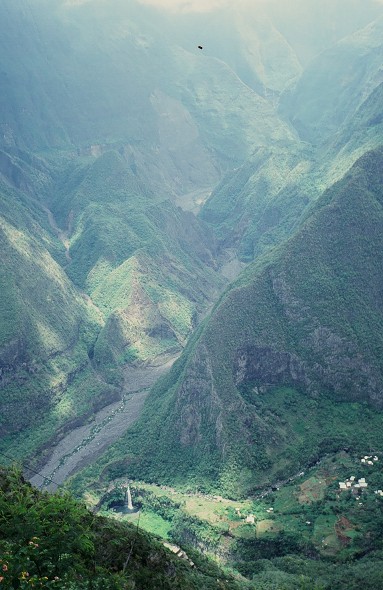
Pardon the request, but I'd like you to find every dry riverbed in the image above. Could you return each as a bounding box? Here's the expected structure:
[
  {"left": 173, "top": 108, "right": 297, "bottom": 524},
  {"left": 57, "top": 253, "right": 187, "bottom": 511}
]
[{"left": 30, "top": 356, "right": 177, "bottom": 491}]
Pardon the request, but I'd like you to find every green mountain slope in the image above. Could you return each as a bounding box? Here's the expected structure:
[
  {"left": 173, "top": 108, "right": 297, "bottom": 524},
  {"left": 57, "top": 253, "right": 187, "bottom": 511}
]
[
  {"left": 322, "top": 81, "right": 383, "bottom": 190},
  {"left": 280, "top": 16, "right": 383, "bottom": 144},
  {"left": 200, "top": 12, "right": 383, "bottom": 266},
  {"left": 200, "top": 142, "right": 316, "bottom": 262},
  {"left": 43, "top": 150, "right": 225, "bottom": 380},
  {"left": 83, "top": 148, "right": 383, "bottom": 497},
  {"left": 0, "top": 166, "right": 115, "bottom": 462}
]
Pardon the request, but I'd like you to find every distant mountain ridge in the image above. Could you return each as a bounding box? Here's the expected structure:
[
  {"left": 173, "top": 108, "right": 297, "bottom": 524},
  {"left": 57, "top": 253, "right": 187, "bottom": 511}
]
[
  {"left": 1, "top": 0, "right": 383, "bottom": 505},
  {"left": 0, "top": 0, "right": 293, "bottom": 463}
]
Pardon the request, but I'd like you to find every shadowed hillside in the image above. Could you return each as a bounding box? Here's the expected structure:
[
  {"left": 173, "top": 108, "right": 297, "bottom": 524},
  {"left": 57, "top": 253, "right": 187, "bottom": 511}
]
[{"left": 86, "top": 148, "right": 383, "bottom": 497}]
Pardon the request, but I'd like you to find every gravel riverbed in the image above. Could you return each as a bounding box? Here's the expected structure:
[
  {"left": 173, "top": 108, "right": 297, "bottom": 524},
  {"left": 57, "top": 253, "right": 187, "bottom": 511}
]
[{"left": 30, "top": 357, "right": 177, "bottom": 491}]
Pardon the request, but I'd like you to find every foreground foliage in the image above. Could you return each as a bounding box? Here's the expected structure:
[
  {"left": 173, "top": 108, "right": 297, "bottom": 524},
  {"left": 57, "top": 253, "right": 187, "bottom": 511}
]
[
  {"left": 6, "top": 463, "right": 382, "bottom": 590},
  {"left": 0, "top": 467, "right": 246, "bottom": 590}
]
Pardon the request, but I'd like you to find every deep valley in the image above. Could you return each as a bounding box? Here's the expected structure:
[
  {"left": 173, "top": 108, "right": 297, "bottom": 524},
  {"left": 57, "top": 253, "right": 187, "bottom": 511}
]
[{"left": 1, "top": 1, "right": 383, "bottom": 588}]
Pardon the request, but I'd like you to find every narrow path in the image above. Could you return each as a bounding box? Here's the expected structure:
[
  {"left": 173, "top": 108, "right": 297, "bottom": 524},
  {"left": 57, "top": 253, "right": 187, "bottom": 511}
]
[{"left": 30, "top": 356, "right": 177, "bottom": 491}]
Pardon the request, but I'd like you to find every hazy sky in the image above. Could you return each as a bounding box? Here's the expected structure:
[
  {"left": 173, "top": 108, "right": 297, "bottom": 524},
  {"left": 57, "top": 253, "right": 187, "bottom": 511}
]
[
  {"left": 67, "top": 0, "right": 383, "bottom": 13},
  {"left": 65, "top": 0, "right": 233, "bottom": 11},
  {"left": 138, "top": 0, "right": 383, "bottom": 10},
  {"left": 138, "top": 0, "right": 232, "bottom": 12}
]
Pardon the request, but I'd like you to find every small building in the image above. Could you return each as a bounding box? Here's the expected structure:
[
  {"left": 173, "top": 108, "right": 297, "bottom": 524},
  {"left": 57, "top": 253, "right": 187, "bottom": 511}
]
[
  {"left": 350, "top": 476, "right": 355, "bottom": 481},
  {"left": 339, "top": 482, "right": 347, "bottom": 490},
  {"left": 246, "top": 514, "right": 255, "bottom": 524}
]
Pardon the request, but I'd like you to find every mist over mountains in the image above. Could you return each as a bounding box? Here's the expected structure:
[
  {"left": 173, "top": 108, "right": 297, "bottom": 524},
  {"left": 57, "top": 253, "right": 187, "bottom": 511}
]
[{"left": 1, "top": 1, "right": 383, "bottom": 588}]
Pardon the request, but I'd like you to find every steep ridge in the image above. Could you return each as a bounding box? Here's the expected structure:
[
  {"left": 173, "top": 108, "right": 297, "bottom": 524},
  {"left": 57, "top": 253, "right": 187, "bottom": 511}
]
[
  {"left": 323, "top": 80, "right": 383, "bottom": 187},
  {"left": 0, "top": 167, "right": 110, "bottom": 461},
  {"left": 200, "top": 142, "right": 316, "bottom": 261},
  {"left": 0, "top": 0, "right": 295, "bottom": 464},
  {"left": 280, "top": 15, "right": 383, "bottom": 144},
  {"left": 84, "top": 148, "right": 383, "bottom": 497},
  {"left": 200, "top": 12, "right": 383, "bottom": 266}
]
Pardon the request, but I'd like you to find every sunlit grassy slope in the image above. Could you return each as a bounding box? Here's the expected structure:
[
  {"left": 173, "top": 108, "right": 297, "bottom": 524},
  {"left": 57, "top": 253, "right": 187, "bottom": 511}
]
[{"left": 0, "top": 167, "right": 112, "bottom": 462}]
